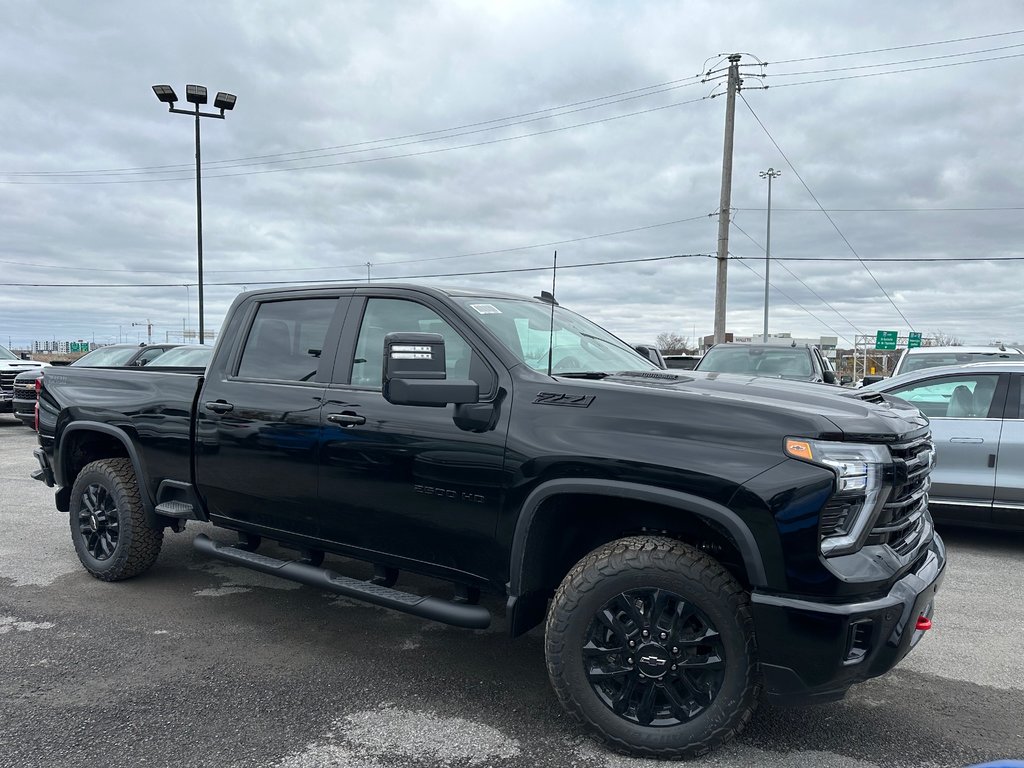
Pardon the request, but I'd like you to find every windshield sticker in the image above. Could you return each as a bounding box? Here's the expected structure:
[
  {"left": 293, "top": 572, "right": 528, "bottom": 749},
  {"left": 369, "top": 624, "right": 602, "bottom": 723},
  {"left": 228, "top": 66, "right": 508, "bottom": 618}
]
[{"left": 470, "top": 303, "right": 502, "bottom": 314}]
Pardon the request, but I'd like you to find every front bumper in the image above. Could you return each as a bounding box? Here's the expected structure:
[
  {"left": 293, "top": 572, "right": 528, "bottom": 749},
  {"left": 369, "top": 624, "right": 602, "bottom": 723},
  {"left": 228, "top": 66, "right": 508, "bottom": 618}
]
[{"left": 751, "top": 532, "right": 945, "bottom": 703}]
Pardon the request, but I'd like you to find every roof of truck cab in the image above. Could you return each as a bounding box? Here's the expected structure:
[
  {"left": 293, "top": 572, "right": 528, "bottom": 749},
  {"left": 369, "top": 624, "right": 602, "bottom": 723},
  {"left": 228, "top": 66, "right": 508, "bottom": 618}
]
[{"left": 237, "top": 283, "right": 547, "bottom": 302}]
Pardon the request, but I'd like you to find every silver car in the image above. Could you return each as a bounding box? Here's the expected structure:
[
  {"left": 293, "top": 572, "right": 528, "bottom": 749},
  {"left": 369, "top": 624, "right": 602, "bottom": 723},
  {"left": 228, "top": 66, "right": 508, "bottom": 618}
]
[{"left": 864, "top": 362, "right": 1024, "bottom": 530}]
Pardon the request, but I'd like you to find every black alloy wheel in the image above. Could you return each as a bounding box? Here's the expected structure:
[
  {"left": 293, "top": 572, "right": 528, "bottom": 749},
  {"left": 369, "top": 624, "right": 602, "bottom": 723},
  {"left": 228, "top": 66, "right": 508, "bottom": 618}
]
[
  {"left": 77, "top": 482, "right": 121, "bottom": 561},
  {"left": 69, "top": 458, "right": 163, "bottom": 581},
  {"left": 583, "top": 588, "right": 726, "bottom": 727},
  {"left": 545, "top": 536, "right": 759, "bottom": 759}
]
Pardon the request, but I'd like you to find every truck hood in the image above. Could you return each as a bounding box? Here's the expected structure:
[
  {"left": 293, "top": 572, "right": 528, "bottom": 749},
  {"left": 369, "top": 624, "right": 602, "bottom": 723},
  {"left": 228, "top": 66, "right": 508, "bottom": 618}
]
[
  {"left": 552, "top": 369, "right": 928, "bottom": 443},
  {"left": 0, "top": 360, "right": 44, "bottom": 371}
]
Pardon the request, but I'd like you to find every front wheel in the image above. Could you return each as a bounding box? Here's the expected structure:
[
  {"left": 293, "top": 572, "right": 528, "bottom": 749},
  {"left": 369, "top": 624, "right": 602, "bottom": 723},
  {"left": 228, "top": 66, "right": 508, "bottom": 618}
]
[
  {"left": 69, "top": 458, "right": 163, "bottom": 581},
  {"left": 544, "top": 536, "right": 759, "bottom": 759}
]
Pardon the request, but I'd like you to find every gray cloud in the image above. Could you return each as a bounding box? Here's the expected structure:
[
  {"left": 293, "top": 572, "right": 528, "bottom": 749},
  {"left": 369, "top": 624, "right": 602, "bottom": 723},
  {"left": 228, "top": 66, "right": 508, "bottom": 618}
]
[{"left": 2, "top": 0, "right": 1023, "bottom": 351}]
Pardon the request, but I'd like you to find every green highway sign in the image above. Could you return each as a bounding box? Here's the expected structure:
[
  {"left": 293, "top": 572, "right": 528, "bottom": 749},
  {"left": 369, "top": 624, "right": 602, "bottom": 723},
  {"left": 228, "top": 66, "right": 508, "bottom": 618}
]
[
  {"left": 908, "top": 332, "right": 923, "bottom": 348},
  {"left": 875, "top": 330, "right": 898, "bottom": 350}
]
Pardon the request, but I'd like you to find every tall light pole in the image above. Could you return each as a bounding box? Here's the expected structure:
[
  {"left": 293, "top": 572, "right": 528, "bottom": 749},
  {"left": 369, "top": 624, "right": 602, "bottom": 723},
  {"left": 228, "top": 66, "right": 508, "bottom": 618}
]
[
  {"left": 152, "top": 84, "right": 237, "bottom": 344},
  {"left": 759, "top": 168, "right": 781, "bottom": 343}
]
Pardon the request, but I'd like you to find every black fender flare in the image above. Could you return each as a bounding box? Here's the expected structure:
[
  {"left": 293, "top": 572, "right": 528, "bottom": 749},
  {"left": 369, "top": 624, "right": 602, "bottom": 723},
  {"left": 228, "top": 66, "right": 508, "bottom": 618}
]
[
  {"left": 57, "top": 421, "right": 158, "bottom": 523},
  {"left": 507, "top": 478, "right": 768, "bottom": 596}
]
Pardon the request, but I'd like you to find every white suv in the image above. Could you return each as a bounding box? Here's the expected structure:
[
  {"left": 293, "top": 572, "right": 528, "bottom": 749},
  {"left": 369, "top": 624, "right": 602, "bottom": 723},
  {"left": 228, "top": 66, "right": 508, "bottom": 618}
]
[{"left": 891, "top": 345, "right": 1024, "bottom": 377}]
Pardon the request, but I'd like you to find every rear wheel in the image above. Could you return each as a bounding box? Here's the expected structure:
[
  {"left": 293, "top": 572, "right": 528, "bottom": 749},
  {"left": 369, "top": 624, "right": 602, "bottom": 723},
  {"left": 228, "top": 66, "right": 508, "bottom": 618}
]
[
  {"left": 69, "top": 458, "right": 163, "bottom": 581},
  {"left": 544, "top": 535, "right": 759, "bottom": 759}
]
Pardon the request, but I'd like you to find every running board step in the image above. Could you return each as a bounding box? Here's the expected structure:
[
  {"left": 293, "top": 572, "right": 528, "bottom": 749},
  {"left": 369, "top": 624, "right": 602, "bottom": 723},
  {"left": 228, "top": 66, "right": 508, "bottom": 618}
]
[
  {"left": 155, "top": 500, "right": 199, "bottom": 519},
  {"left": 192, "top": 534, "right": 491, "bottom": 630}
]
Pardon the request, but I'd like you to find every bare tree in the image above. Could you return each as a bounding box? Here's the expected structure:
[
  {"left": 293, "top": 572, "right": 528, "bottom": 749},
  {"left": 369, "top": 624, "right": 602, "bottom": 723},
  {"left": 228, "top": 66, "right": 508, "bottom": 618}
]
[
  {"left": 924, "top": 331, "right": 964, "bottom": 347},
  {"left": 656, "top": 332, "right": 692, "bottom": 354}
]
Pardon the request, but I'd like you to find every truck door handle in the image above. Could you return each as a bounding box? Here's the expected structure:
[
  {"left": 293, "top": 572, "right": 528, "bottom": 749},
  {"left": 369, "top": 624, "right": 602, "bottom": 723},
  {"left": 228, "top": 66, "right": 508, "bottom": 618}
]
[
  {"left": 327, "top": 412, "right": 366, "bottom": 427},
  {"left": 204, "top": 401, "right": 234, "bottom": 414},
  {"left": 949, "top": 437, "right": 983, "bottom": 444}
]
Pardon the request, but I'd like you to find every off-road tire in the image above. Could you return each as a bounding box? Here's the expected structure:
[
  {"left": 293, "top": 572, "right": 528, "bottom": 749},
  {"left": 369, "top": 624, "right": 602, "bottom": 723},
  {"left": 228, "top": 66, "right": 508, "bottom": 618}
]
[
  {"left": 545, "top": 535, "right": 760, "bottom": 759},
  {"left": 69, "top": 458, "right": 163, "bottom": 581}
]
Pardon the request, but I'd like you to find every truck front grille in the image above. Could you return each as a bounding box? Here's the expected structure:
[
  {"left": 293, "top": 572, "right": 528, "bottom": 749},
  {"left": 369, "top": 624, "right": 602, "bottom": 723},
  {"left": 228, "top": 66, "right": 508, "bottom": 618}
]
[
  {"left": 0, "top": 370, "right": 18, "bottom": 396},
  {"left": 868, "top": 433, "right": 933, "bottom": 556},
  {"left": 13, "top": 381, "right": 38, "bottom": 399}
]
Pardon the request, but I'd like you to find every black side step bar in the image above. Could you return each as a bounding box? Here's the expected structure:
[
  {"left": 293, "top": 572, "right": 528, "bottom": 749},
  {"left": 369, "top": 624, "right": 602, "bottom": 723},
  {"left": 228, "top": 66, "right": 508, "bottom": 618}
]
[{"left": 193, "top": 534, "right": 491, "bottom": 630}]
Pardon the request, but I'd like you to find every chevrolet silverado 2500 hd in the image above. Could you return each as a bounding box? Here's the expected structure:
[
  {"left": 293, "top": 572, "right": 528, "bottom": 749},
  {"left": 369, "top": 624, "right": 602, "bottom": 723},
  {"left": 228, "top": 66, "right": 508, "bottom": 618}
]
[{"left": 33, "top": 283, "right": 944, "bottom": 758}]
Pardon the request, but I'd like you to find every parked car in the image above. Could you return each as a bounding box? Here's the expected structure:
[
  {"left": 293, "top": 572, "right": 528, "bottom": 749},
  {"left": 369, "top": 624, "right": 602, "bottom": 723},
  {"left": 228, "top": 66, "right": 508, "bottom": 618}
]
[
  {"left": 147, "top": 344, "right": 214, "bottom": 368},
  {"left": 864, "top": 361, "right": 1024, "bottom": 530},
  {"left": 11, "top": 344, "right": 179, "bottom": 427},
  {"left": 631, "top": 343, "right": 667, "bottom": 369},
  {"left": 0, "top": 343, "right": 46, "bottom": 415},
  {"left": 695, "top": 342, "right": 845, "bottom": 385},
  {"left": 663, "top": 354, "right": 701, "bottom": 370},
  {"left": 890, "top": 345, "right": 1023, "bottom": 377}
]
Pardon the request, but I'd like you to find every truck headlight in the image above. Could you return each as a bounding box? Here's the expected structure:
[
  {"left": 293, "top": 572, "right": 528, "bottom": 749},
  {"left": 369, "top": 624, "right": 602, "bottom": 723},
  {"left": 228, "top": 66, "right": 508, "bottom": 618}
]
[{"left": 785, "top": 438, "right": 890, "bottom": 556}]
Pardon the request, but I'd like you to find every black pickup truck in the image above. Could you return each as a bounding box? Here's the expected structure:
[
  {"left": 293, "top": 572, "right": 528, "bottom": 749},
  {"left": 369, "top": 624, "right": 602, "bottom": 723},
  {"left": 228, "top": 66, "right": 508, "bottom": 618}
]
[{"left": 32, "top": 283, "right": 944, "bottom": 759}]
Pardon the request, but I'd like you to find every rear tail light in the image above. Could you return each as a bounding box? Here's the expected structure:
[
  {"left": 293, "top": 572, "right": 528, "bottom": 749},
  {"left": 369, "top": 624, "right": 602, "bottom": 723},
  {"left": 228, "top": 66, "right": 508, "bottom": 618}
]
[{"left": 34, "top": 375, "right": 42, "bottom": 431}]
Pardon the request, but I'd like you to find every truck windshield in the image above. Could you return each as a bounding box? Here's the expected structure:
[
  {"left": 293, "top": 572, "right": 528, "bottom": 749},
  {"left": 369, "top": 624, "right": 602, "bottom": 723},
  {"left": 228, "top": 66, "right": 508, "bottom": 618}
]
[
  {"left": 900, "top": 350, "right": 1024, "bottom": 373},
  {"left": 0, "top": 344, "right": 17, "bottom": 360},
  {"left": 72, "top": 346, "right": 143, "bottom": 367},
  {"left": 698, "top": 346, "right": 812, "bottom": 379},
  {"left": 454, "top": 297, "right": 658, "bottom": 374}
]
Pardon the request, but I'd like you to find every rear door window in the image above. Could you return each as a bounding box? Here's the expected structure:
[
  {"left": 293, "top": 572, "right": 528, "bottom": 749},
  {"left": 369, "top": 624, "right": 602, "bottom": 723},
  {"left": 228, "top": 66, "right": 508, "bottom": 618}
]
[{"left": 237, "top": 299, "right": 337, "bottom": 381}]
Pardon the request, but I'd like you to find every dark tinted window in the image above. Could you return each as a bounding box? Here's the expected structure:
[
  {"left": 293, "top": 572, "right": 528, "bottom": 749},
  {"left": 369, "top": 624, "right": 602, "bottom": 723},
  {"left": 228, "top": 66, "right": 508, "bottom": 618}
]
[{"left": 237, "top": 299, "right": 336, "bottom": 381}]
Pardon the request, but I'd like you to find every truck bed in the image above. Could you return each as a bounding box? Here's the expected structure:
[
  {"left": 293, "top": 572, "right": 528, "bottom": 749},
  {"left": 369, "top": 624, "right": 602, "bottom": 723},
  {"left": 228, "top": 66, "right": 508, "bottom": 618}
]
[{"left": 41, "top": 366, "right": 205, "bottom": 501}]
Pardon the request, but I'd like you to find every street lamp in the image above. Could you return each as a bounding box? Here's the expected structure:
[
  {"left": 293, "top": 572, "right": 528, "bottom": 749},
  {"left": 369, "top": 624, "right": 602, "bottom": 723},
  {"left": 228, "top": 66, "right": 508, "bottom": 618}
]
[
  {"left": 758, "top": 168, "right": 782, "bottom": 343},
  {"left": 151, "top": 84, "right": 237, "bottom": 344}
]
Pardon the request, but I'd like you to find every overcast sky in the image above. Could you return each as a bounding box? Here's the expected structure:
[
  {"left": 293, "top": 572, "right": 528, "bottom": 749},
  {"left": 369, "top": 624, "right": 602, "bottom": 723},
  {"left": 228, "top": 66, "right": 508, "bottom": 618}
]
[{"left": 2, "top": 1, "right": 1023, "bottom": 351}]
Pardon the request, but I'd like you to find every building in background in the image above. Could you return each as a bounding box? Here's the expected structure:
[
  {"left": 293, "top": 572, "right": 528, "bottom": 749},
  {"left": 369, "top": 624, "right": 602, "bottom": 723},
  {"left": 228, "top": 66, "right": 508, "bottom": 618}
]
[{"left": 31, "top": 340, "right": 95, "bottom": 354}]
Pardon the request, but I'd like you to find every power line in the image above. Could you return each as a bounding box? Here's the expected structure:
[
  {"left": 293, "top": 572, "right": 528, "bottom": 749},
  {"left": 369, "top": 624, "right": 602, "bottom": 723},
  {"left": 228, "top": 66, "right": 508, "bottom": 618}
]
[
  {"left": 768, "top": 41, "right": 1024, "bottom": 76},
  {"left": 730, "top": 219, "right": 864, "bottom": 336},
  {"left": 739, "top": 92, "right": 916, "bottom": 330},
  {"left": 2, "top": 77, "right": 704, "bottom": 178},
  {"left": 730, "top": 254, "right": 1024, "bottom": 262},
  {"left": 735, "top": 206, "right": 1024, "bottom": 212},
  {"left": 0, "top": 213, "right": 715, "bottom": 275},
  {"left": 730, "top": 252, "right": 853, "bottom": 345},
  {"left": 766, "top": 52, "right": 1024, "bottom": 89},
  {"left": 0, "top": 95, "right": 712, "bottom": 186},
  {"left": 768, "top": 28, "right": 1024, "bottom": 65},
  {"left": 3, "top": 252, "right": 715, "bottom": 288}
]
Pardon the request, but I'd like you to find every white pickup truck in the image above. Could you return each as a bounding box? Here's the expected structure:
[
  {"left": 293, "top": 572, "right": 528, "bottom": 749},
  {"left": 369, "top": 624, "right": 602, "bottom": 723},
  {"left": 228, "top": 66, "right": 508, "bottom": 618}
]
[{"left": 0, "top": 343, "right": 46, "bottom": 414}]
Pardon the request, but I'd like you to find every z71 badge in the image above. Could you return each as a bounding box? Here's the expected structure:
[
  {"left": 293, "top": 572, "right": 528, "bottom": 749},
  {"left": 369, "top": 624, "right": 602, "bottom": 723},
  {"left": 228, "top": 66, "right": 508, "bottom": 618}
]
[{"left": 533, "top": 392, "right": 595, "bottom": 408}]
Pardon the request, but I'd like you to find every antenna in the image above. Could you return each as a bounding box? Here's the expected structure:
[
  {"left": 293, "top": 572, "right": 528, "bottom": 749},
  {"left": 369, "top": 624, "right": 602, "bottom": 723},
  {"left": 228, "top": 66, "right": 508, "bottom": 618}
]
[{"left": 546, "top": 250, "right": 557, "bottom": 376}]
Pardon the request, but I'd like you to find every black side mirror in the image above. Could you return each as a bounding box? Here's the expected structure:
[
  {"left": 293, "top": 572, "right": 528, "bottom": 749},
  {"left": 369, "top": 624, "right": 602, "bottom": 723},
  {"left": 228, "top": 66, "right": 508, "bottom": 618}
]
[
  {"left": 861, "top": 375, "right": 885, "bottom": 386},
  {"left": 840, "top": 375, "right": 853, "bottom": 385},
  {"left": 382, "top": 332, "right": 478, "bottom": 407},
  {"left": 823, "top": 370, "right": 837, "bottom": 385}
]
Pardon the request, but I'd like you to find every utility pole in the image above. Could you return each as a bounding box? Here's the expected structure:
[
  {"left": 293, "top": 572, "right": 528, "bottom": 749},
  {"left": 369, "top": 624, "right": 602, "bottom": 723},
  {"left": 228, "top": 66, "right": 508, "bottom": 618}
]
[
  {"left": 759, "top": 168, "right": 781, "bottom": 342},
  {"left": 132, "top": 319, "right": 153, "bottom": 345},
  {"left": 713, "top": 54, "right": 742, "bottom": 345}
]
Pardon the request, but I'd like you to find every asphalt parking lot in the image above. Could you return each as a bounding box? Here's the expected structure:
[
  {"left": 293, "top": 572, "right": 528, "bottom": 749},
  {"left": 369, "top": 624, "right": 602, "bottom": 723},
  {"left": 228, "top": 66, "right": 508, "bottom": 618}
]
[{"left": 1, "top": 413, "right": 1022, "bottom": 768}]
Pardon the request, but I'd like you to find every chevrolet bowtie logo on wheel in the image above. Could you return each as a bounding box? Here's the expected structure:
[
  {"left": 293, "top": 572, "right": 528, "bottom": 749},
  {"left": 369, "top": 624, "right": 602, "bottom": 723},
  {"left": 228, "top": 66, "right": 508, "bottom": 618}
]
[{"left": 639, "top": 655, "right": 667, "bottom": 666}]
